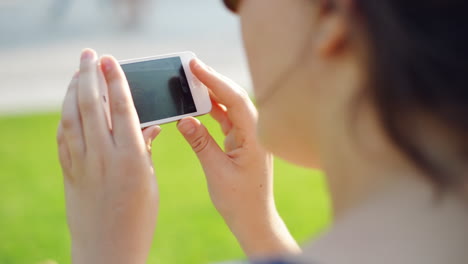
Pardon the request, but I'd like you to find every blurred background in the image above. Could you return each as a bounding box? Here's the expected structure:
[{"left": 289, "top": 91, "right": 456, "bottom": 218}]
[{"left": 0, "top": 0, "right": 331, "bottom": 263}]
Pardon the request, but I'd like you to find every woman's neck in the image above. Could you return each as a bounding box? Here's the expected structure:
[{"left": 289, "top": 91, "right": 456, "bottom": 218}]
[
  {"left": 317, "top": 99, "right": 425, "bottom": 219},
  {"left": 309, "top": 91, "right": 468, "bottom": 263}
]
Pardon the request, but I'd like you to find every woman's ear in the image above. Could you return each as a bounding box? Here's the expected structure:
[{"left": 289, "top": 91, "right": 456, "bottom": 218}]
[{"left": 314, "top": 0, "right": 352, "bottom": 58}]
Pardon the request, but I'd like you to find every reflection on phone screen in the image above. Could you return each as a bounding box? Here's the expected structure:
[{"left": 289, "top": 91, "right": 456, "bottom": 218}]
[{"left": 121, "top": 57, "right": 197, "bottom": 124}]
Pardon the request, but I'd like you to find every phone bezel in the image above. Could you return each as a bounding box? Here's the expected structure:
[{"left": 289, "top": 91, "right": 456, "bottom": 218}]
[{"left": 119, "top": 51, "right": 212, "bottom": 128}]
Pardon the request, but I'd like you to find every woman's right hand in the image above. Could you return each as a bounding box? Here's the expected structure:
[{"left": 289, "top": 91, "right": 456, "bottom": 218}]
[{"left": 177, "top": 59, "right": 300, "bottom": 258}]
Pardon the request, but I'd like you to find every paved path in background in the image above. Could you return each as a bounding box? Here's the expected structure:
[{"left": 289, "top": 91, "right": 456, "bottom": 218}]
[{"left": 0, "top": 0, "right": 250, "bottom": 114}]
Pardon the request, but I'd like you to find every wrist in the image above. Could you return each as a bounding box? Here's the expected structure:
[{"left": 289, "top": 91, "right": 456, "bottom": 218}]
[
  {"left": 71, "top": 240, "right": 149, "bottom": 264},
  {"left": 227, "top": 206, "right": 301, "bottom": 258}
]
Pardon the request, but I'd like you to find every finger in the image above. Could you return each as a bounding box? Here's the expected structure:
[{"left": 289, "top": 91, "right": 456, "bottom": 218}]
[
  {"left": 77, "top": 49, "right": 112, "bottom": 149},
  {"left": 142, "top": 125, "right": 162, "bottom": 153},
  {"left": 100, "top": 55, "right": 144, "bottom": 150},
  {"left": 57, "top": 122, "right": 72, "bottom": 179},
  {"left": 190, "top": 59, "right": 257, "bottom": 129},
  {"left": 97, "top": 59, "right": 112, "bottom": 130},
  {"left": 61, "top": 72, "right": 85, "bottom": 158},
  {"left": 191, "top": 59, "right": 247, "bottom": 108},
  {"left": 210, "top": 101, "right": 232, "bottom": 136},
  {"left": 177, "top": 117, "right": 229, "bottom": 171}
]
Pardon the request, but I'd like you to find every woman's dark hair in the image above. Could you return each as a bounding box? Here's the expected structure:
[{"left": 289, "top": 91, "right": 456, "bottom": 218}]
[{"left": 356, "top": 0, "right": 468, "bottom": 189}]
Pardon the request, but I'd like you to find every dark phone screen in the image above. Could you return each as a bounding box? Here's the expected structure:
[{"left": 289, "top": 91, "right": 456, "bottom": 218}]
[{"left": 121, "top": 57, "right": 197, "bottom": 124}]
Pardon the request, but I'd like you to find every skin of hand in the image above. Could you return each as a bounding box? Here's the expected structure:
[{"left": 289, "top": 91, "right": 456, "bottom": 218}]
[
  {"left": 177, "top": 59, "right": 301, "bottom": 257},
  {"left": 56, "top": 49, "right": 161, "bottom": 264}
]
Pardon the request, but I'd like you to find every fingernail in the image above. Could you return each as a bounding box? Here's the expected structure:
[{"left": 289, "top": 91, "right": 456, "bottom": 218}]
[
  {"left": 151, "top": 126, "right": 162, "bottom": 140},
  {"left": 100, "top": 57, "right": 113, "bottom": 74},
  {"left": 81, "top": 49, "right": 94, "bottom": 61},
  {"left": 194, "top": 59, "right": 207, "bottom": 71},
  {"left": 178, "top": 120, "right": 196, "bottom": 136}
]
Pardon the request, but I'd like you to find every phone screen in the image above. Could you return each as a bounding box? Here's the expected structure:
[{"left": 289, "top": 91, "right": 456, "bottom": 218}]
[{"left": 121, "top": 57, "right": 197, "bottom": 124}]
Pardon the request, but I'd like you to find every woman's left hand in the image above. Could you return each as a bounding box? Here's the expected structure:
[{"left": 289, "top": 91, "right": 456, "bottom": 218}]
[{"left": 56, "top": 49, "right": 161, "bottom": 264}]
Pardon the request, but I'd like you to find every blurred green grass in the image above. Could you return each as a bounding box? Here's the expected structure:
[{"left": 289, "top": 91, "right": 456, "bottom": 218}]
[{"left": 0, "top": 112, "right": 330, "bottom": 264}]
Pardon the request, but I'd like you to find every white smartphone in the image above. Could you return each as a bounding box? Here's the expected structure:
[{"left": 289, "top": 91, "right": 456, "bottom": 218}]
[{"left": 119, "top": 51, "right": 212, "bottom": 128}]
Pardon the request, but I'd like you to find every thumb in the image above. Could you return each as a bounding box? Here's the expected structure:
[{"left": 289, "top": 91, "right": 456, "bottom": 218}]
[
  {"left": 177, "top": 117, "right": 226, "bottom": 166},
  {"left": 142, "top": 125, "right": 162, "bottom": 153}
]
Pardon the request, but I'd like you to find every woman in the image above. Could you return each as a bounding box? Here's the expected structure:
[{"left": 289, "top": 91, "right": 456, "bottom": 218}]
[{"left": 56, "top": 0, "right": 468, "bottom": 263}]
